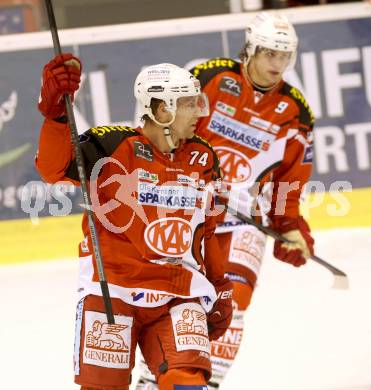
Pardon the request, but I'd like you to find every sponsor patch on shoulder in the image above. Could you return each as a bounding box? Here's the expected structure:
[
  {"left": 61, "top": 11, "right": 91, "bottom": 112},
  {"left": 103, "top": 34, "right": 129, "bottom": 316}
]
[
  {"left": 302, "top": 145, "right": 313, "bottom": 164},
  {"left": 170, "top": 302, "right": 210, "bottom": 353},
  {"left": 219, "top": 76, "right": 241, "bottom": 97},
  {"left": 83, "top": 311, "right": 133, "bottom": 369},
  {"left": 134, "top": 141, "right": 153, "bottom": 162}
]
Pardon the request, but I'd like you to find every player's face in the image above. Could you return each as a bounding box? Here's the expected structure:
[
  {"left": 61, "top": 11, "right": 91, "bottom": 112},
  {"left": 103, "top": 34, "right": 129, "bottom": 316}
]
[
  {"left": 248, "top": 47, "right": 292, "bottom": 87},
  {"left": 171, "top": 95, "right": 208, "bottom": 140}
]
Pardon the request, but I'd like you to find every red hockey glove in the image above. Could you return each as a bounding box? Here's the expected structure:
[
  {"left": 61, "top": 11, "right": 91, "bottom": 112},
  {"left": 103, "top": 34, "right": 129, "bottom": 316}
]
[
  {"left": 38, "top": 53, "right": 82, "bottom": 119},
  {"left": 273, "top": 216, "right": 314, "bottom": 267},
  {"left": 207, "top": 278, "right": 233, "bottom": 341}
]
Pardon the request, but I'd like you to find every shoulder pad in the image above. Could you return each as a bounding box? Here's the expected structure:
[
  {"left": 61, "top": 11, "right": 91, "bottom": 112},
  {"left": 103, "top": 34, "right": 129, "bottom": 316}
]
[
  {"left": 66, "top": 125, "right": 139, "bottom": 182},
  {"left": 89, "top": 125, "right": 138, "bottom": 138},
  {"left": 190, "top": 58, "right": 241, "bottom": 88},
  {"left": 280, "top": 84, "right": 315, "bottom": 129},
  {"left": 190, "top": 134, "right": 213, "bottom": 150},
  {"left": 85, "top": 124, "right": 139, "bottom": 157}
]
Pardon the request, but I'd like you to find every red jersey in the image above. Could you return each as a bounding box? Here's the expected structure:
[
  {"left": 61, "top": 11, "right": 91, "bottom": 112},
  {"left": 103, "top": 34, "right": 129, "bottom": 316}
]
[
  {"left": 191, "top": 58, "right": 314, "bottom": 230},
  {"left": 36, "top": 119, "right": 224, "bottom": 311}
]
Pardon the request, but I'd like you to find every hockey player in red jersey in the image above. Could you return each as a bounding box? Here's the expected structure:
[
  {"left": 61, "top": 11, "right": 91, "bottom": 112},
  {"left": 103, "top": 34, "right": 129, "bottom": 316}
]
[
  {"left": 36, "top": 56, "right": 233, "bottom": 390},
  {"left": 137, "top": 12, "right": 315, "bottom": 390}
]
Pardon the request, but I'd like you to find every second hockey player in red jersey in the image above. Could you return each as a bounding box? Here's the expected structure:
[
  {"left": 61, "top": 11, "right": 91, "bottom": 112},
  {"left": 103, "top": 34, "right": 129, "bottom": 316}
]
[{"left": 193, "top": 12, "right": 316, "bottom": 389}]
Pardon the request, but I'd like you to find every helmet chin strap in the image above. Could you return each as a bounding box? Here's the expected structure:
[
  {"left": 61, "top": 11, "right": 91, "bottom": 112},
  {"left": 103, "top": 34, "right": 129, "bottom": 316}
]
[
  {"left": 149, "top": 111, "right": 178, "bottom": 150},
  {"left": 163, "top": 126, "right": 177, "bottom": 150}
]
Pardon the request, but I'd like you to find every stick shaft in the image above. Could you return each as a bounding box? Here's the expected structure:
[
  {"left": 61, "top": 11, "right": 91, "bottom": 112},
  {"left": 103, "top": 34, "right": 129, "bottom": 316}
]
[
  {"left": 44, "top": 0, "right": 115, "bottom": 323},
  {"left": 222, "top": 200, "right": 347, "bottom": 279}
]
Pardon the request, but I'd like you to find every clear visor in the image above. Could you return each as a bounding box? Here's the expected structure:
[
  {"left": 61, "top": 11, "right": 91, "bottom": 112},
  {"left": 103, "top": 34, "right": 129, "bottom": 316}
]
[
  {"left": 256, "top": 46, "right": 293, "bottom": 64},
  {"left": 176, "top": 93, "right": 210, "bottom": 118}
]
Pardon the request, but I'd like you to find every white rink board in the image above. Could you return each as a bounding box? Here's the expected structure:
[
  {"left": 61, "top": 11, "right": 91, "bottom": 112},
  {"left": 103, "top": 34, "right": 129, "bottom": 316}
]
[
  {"left": 0, "top": 2, "right": 370, "bottom": 52},
  {"left": 1, "top": 228, "right": 370, "bottom": 390}
]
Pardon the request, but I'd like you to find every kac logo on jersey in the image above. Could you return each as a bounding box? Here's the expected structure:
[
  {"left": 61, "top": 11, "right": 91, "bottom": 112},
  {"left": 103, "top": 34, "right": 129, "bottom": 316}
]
[
  {"left": 208, "top": 111, "right": 275, "bottom": 152},
  {"left": 214, "top": 146, "right": 251, "bottom": 185},
  {"left": 144, "top": 217, "right": 193, "bottom": 257}
]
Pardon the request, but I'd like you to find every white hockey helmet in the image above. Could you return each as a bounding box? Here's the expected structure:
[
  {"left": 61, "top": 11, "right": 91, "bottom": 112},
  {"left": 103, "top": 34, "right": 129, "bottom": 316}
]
[
  {"left": 245, "top": 12, "right": 298, "bottom": 68},
  {"left": 134, "top": 63, "right": 208, "bottom": 126}
]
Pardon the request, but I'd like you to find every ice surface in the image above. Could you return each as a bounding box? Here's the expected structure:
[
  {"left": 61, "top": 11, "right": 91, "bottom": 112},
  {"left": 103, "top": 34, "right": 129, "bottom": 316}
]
[{"left": 1, "top": 228, "right": 370, "bottom": 390}]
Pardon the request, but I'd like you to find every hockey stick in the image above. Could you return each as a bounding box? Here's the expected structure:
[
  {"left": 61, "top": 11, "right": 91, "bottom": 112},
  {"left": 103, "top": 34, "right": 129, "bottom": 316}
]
[
  {"left": 44, "top": 0, "right": 115, "bottom": 323},
  {"left": 218, "top": 198, "right": 349, "bottom": 290}
]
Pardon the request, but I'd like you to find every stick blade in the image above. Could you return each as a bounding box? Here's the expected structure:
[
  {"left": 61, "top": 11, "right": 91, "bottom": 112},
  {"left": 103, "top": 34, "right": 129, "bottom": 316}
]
[
  {"left": 332, "top": 274, "right": 349, "bottom": 290},
  {"left": 311, "top": 255, "right": 349, "bottom": 290}
]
